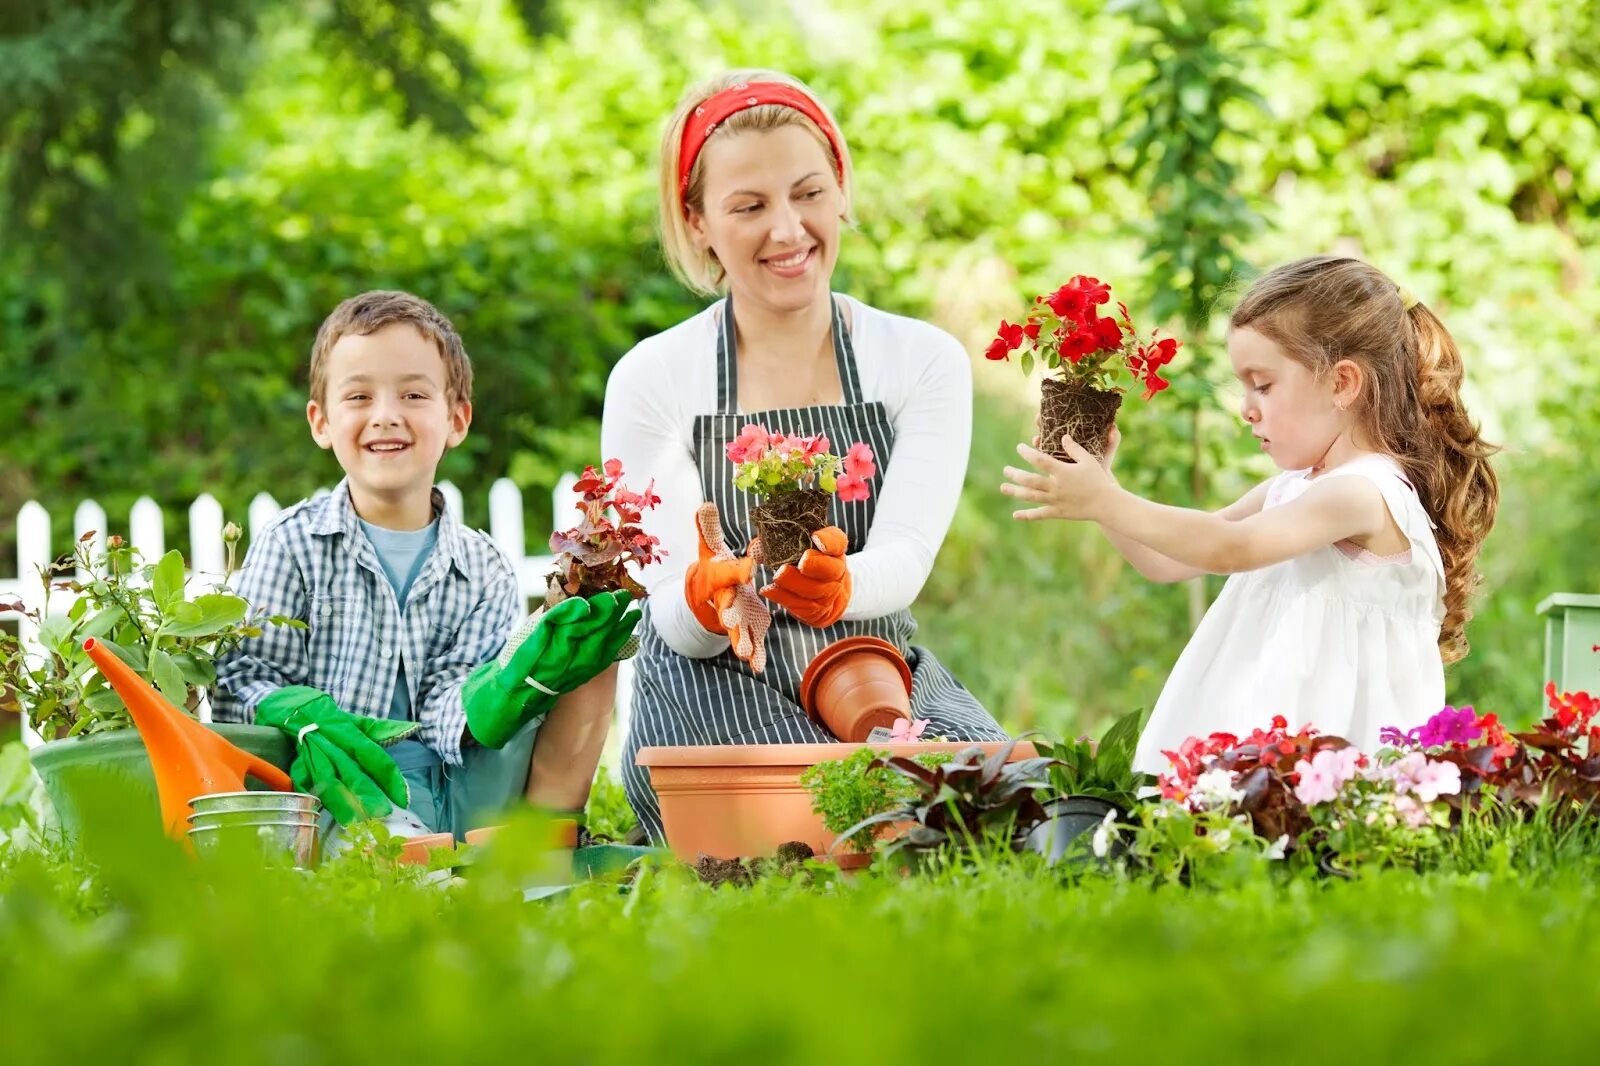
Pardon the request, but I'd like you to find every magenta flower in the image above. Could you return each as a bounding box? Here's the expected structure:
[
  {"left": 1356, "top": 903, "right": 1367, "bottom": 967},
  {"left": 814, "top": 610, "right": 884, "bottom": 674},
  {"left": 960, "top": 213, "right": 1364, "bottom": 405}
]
[
  {"left": 1378, "top": 724, "right": 1420, "bottom": 748},
  {"left": 1415, "top": 705, "right": 1482, "bottom": 748}
]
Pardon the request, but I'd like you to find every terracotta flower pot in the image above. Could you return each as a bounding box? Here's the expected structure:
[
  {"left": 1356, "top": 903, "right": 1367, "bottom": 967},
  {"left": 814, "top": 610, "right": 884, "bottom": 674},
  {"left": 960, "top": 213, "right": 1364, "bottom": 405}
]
[
  {"left": 799, "top": 636, "right": 913, "bottom": 742},
  {"left": 464, "top": 818, "right": 578, "bottom": 850},
  {"left": 398, "top": 832, "right": 456, "bottom": 866},
  {"left": 635, "top": 740, "right": 1039, "bottom": 861}
]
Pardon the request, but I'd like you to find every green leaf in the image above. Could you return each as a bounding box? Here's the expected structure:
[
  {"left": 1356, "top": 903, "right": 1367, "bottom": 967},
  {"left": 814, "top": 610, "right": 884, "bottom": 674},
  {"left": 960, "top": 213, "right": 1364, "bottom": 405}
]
[
  {"left": 148, "top": 648, "right": 188, "bottom": 707},
  {"left": 162, "top": 594, "right": 247, "bottom": 638},
  {"left": 151, "top": 550, "right": 186, "bottom": 613},
  {"left": 80, "top": 606, "right": 125, "bottom": 640},
  {"left": 93, "top": 637, "right": 147, "bottom": 674}
]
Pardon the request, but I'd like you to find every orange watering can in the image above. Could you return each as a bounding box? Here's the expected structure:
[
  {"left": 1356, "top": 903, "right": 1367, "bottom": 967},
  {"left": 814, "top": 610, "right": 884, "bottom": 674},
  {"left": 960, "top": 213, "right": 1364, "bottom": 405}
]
[{"left": 83, "top": 637, "right": 293, "bottom": 838}]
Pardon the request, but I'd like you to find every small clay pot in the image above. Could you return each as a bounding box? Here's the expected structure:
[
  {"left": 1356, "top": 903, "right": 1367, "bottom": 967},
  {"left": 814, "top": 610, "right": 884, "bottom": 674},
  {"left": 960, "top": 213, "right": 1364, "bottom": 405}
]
[
  {"left": 799, "top": 636, "right": 913, "bottom": 742},
  {"left": 398, "top": 831, "right": 456, "bottom": 866}
]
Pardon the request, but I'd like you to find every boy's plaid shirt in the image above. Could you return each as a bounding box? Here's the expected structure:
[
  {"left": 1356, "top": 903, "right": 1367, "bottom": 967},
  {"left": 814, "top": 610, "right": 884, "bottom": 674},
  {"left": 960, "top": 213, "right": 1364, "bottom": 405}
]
[{"left": 212, "top": 480, "right": 519, "bottom": 765}]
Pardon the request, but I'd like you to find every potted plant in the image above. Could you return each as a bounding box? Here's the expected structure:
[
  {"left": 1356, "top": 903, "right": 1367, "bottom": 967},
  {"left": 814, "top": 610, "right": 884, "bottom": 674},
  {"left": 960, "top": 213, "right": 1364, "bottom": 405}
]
[
  {"left": 545, "top": 458, "right": 665, "bottom": 607},
  {"left": 0, "top": 528, "right": 299, "bottom": 834},
  {"left": 725, "top": 424, "right": 875, "bottom": 569},
  {"left": 1028, "top": 707, "right": 1154, "bottom": 865},
  {"left": 984, "top": 274, "right": 1180, "bottom": 460},
  {"left": 798, "top": 742, "right": 953, "bottom": 866},
  {"left": 634, "top": 738, "right": 1039, "bottom": 862},
  {"left": 834, "top": 736, "right": 1060, "bottom": 867}
]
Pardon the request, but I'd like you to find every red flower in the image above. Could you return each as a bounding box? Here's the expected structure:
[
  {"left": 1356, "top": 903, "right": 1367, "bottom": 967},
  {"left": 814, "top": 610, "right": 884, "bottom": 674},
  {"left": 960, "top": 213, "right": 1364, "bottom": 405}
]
[
  {"left": 985, "top": 320, "right": 1027, "bottom": 362},
  {"left": 1045, "top": 284, "right": 1088, "bottom": 320},
  {"left": 1074, "top": 275, "right": 1112, "bottom": 306},
  {"left": 1147, "top": 337, "right": 1180, "bottom": 367},
  {"left": 1023, "top": 322, "right": 1041, "bottom": 340},
  {"left": 1062, "top": 328, "right": 1098, "bottom": 363},
  {"left": 1090, "top": 315, "right": 1123, "bottom": 352}
]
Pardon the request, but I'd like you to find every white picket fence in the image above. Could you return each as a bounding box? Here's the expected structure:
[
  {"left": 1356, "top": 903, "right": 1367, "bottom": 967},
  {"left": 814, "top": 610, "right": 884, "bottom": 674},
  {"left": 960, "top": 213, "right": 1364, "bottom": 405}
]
[{"left": 1, "top": 475, "right": 635, "bottom": 750}]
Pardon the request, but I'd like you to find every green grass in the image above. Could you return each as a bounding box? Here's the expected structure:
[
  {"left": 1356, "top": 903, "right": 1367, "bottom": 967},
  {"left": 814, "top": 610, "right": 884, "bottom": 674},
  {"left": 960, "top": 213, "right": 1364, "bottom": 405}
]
[{"left": 6, "top": 782, "right": 1600, "bottom": 1065}]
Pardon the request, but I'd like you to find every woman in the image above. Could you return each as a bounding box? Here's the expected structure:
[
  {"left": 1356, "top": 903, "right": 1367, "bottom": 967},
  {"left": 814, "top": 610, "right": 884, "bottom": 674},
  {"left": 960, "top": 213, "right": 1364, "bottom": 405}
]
[{"left": 602, "top": 70, "right": 1007, "bottom": 841}]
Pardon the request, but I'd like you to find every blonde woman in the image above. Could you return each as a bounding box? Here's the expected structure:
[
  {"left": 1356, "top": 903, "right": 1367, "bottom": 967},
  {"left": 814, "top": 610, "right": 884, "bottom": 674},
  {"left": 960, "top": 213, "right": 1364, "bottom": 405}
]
[{"left": 602, "top": 70, "right": 1007, "bottom": 841}]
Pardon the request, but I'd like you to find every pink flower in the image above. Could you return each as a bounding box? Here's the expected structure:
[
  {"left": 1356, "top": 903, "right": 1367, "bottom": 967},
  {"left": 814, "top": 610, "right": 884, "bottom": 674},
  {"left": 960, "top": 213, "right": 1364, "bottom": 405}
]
[
  {"left": 798, "top": 433, "right": 831, "bottom": 459},
  {"left": 890, "top": 718, "right": 928, "bottom": 742},
  {"left": 1391, "top": 794, "right": 1431, "bottom": 829},
  {"left": 843, "top": 442, "right": 876, "bottom": 480},
  {"left": 1409, "top": 759, "right": 1461, "bottom": 803},
  {"left": 836, "top": 472, "right": 870, "bottom": 503},
  {"left": 1380, "top": 751, "right": 1462, "bottom": 802},
  {"left": 725, "top": 423, "right": 770, "bottom": 464},
  {"left": 1292, "top": 747, "right": 1362, "bottom": 806}
]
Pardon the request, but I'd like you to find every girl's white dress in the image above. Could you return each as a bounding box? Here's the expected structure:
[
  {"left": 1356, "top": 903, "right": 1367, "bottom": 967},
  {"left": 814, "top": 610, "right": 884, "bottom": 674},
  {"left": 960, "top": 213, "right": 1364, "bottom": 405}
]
[{"left": 1132, "top": 453, "right": 1447, "bottom": 776}]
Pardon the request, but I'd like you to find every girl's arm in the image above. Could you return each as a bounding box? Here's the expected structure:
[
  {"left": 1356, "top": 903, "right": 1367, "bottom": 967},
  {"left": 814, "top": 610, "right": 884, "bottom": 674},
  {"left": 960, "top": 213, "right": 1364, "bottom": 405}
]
[
  {"left": 1005, "top": 436, "right": 1390, "bottom": 575},
  {"left": 1102, "top": 480, "right": 1271, "bottom": 583},
  {"left": 1082, "top": 427, "right": 1269, "bottom": 584}
]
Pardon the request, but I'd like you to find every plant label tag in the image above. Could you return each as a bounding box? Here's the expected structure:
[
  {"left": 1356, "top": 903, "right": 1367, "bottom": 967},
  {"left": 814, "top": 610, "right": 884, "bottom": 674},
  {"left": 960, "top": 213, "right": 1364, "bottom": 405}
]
[{"left": 864, "top": 726, "right": 897, "bottom": 743}]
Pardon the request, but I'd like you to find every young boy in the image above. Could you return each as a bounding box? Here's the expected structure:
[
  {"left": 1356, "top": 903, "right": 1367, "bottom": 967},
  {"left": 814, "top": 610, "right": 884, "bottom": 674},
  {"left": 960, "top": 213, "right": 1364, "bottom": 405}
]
[{"left": 214, "top": 291, "right": 636, "bottom": 839}]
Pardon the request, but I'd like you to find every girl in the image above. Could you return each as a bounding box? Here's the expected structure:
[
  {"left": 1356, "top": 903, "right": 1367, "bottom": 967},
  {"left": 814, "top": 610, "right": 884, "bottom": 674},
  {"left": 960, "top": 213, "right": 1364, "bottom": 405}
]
[
  {"left": 1000, "top": 256, "right": 1499, "bottom": 775},
  {"left": 602, "top": 70, "right": 1007, "bottom": 841}
]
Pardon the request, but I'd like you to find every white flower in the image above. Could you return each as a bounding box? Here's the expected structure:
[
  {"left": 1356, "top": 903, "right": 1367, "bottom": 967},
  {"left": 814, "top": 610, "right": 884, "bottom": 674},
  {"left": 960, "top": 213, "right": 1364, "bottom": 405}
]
[
  {"left": 1192, "top": 768, "right": 1246, "bottom": 810},
  {"left": 1090, "top": 808, "right": 1119, "bottom": 858},
  {"left": 1264, "top": 834, "right": 1289, "bottom": 861}
]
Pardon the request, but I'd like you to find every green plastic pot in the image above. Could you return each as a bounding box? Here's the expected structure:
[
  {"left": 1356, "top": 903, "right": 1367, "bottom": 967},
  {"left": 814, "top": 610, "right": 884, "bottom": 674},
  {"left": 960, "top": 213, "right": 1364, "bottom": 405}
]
[{"left": 28, "top": 724, "right": 294, "bottom": 839}]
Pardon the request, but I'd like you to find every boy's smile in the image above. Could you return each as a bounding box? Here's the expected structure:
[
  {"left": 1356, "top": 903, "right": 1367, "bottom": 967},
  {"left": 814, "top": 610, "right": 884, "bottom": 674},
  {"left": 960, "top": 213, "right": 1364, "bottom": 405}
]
[{"left": 306, "top": 322, "right": 471, "bottom": 529}]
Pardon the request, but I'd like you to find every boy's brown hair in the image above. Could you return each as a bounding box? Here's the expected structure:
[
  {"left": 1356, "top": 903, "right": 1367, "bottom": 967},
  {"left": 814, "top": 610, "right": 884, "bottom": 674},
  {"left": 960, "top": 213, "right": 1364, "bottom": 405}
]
[{"left": 309, "top": 290, "right": 473, "bottom": 406}]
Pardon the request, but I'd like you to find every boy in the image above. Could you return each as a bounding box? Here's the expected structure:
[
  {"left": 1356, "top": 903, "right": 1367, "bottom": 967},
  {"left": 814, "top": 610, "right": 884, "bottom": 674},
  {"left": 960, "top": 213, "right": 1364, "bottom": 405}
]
[{"left": 214, "top": 291, "right": 636, "bottom": 838}]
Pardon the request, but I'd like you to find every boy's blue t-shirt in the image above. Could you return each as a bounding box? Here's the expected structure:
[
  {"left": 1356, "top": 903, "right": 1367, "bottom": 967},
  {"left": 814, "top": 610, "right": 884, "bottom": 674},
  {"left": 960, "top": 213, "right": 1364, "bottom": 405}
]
[{"left": 359, "top": 517, "right": 440, "bottom": 720}]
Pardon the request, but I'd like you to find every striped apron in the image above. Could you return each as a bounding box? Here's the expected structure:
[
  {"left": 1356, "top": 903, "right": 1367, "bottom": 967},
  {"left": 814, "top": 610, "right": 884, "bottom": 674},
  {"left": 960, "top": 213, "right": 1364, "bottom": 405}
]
[{"left": 622, "top": 295, "right": 1007, "bottom": 843}]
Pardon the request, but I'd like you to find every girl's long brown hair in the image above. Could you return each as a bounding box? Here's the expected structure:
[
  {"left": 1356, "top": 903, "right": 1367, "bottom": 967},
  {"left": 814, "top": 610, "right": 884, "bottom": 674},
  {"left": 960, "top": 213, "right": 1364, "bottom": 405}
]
[{"left": 1232, "top": 256, "right": 1499, "bottom": 663}]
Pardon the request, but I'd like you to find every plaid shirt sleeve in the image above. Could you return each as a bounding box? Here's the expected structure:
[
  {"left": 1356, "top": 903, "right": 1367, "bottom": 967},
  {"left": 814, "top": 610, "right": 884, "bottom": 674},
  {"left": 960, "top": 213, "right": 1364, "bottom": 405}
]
[
  {"left": 211, "top": 519, "right": 310, "bottom": 722},
  {"left": 413, "top": 538, "right": 519, "bottom": 765}
]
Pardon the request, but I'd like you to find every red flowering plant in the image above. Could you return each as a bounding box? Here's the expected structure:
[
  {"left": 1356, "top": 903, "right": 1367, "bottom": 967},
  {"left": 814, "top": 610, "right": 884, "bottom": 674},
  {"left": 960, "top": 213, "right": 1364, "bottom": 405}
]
[
  {"left": 985, "top": 275, "right": 1181, "bottom": 401},
  {"left": 985, "top": 275, "right": 1180, "bottom": 460},
  {"left": 1158, "top": 715, "right": 1342, "bottom": 847},
  {"left": 725, "top": 423, "right": 877, "bottom": 568},
  {"left": 546, "top": 459, "right": 666, "bottom": 604}
]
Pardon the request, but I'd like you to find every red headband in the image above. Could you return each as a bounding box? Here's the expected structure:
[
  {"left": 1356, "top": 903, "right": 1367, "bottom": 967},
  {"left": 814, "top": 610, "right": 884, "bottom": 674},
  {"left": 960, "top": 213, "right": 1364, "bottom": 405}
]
[{"left": 676, "top": 81, "right": 847, "bottom": 203}]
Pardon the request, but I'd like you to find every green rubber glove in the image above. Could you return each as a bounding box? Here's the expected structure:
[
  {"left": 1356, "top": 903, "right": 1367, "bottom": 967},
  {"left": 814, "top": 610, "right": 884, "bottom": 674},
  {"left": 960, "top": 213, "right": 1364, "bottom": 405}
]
[
  {"left": 255, "top": 686, "right": 417, "bottom": 827},
  {"left": 462, "top": 590, "right": 641, "bottom": 749}
]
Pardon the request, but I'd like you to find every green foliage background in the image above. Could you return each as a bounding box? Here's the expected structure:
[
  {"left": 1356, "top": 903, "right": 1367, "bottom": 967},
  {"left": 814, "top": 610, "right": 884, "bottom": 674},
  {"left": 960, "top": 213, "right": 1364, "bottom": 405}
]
[{"left": 3, "top": 0, "right": 1597, "bottom": 737}]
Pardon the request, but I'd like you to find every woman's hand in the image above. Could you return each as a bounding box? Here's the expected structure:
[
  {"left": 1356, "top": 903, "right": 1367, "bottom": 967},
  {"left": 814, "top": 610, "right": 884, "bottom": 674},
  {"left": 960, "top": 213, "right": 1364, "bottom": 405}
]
[
  {"left": 761, "top": 526, "right": 851, "bottom": 628},
  {"left": 1002, "top": 434, "right": 1121, "bottom": 522}
]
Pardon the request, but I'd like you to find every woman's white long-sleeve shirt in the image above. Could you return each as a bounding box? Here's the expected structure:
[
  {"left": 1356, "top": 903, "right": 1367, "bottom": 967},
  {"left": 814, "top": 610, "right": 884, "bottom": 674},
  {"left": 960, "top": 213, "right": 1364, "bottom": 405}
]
[{"left": 600, "top": 294, "right": 973, "bottom": 660}]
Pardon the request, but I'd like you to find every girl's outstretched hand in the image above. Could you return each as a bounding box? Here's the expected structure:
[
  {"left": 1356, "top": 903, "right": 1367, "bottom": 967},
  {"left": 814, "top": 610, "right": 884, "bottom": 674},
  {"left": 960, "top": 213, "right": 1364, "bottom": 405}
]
[{"left": 1002, "top": 434, "right": 1119, "bottom": 522}]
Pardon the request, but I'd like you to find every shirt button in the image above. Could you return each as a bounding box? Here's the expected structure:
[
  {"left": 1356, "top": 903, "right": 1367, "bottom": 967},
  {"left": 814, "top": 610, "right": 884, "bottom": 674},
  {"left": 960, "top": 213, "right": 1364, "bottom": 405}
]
[
  {"left": 321, "top": 604, "right": 332, "bottom": 617},
  {"left": 381, "top": 646, "right": 392, "bottom": 659}
]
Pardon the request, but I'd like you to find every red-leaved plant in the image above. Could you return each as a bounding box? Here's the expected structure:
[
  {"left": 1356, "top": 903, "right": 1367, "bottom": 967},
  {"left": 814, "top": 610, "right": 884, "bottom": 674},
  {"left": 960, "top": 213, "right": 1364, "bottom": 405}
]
[{"left": 547, "top": 459, "right": 665, "bottom": 603}]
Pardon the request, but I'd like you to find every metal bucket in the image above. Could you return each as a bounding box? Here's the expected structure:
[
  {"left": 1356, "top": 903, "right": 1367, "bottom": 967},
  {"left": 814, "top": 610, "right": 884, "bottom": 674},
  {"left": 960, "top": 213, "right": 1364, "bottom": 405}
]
[
  {"left": 189, "top": 791, "right": 321, "bottom": 815},
  {"left": 188, "top": 808, "right": 321, "bottom": 830},
  {"left": 187, "top": 819, "right": 321, "bottom": 868}
]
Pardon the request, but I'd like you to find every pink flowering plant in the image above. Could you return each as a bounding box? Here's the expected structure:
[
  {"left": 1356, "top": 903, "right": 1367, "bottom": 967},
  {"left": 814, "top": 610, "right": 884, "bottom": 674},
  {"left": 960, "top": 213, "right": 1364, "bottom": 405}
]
[{"left": 725, "top": 423, "right": 876, "bottom": 503}]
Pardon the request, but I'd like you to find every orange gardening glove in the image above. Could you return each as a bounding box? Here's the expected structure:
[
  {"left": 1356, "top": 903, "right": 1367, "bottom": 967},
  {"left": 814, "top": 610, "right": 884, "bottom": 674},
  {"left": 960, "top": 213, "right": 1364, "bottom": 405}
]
[
  {"left": 684, "top": 502, "right": 771, "bottom": 673},
  {"left": 760, "top": 525, "right": 851, "bottom": 628}
]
